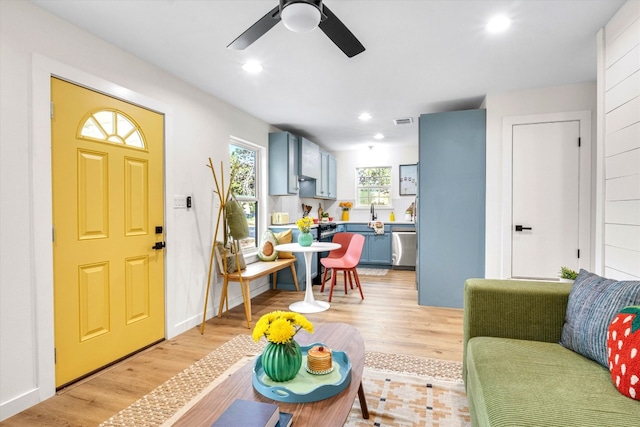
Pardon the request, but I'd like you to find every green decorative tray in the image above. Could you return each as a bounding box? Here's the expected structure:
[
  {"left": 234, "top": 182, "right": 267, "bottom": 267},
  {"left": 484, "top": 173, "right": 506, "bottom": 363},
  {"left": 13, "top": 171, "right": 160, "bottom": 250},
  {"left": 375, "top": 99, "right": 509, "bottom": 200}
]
[{"left": 252, "top": 343, "right": 352, "bottom": 403}]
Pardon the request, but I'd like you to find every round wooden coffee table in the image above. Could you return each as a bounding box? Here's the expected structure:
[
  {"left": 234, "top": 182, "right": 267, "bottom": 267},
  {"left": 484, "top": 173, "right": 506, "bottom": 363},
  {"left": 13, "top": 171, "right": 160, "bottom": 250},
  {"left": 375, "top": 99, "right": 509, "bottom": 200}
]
[{"left": 173, "top": 323, "right": 369, "bottom": 426}]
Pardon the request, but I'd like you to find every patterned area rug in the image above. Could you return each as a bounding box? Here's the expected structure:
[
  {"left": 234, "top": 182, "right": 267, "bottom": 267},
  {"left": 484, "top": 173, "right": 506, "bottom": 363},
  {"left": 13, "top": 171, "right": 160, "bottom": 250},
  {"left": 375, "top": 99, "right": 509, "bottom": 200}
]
[
  {"left": 100, "top": 335, "right": 469, "bottom": 427},
  {"left": 356, "top": 268, "right": 389, "bottom": 276}
]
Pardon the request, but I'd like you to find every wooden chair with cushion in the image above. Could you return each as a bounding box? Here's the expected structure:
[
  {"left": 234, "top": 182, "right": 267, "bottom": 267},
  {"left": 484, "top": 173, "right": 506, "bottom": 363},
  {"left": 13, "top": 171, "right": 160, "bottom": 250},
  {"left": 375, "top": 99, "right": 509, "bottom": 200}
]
[{"left": 320, "top": 232, "right": 365, "bottom": 302}]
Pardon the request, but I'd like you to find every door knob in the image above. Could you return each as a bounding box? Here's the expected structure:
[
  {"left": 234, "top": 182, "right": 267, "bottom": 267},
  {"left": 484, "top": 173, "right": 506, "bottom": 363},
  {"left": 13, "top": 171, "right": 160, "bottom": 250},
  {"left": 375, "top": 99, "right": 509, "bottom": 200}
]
[
  {"left": 152, "top": 241, "right": 166, "bottom": 250},
  {"left": 515, "top": 225, "right": 532, "bottom": 232}
]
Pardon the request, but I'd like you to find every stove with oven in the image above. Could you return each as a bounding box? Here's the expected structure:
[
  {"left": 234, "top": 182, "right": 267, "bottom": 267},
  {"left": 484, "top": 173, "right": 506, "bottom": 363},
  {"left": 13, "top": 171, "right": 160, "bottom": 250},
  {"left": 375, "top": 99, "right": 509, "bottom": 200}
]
[{"left": 314, "top": 222, "right": 338, "bottom": 285}]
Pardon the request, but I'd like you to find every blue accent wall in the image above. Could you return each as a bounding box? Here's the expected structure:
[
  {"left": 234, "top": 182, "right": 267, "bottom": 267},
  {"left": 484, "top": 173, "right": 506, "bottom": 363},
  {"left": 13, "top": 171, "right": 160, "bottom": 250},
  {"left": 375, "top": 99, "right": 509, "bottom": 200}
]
[{"left": 417, "top": 109, "right": 486, "bottom": 308}]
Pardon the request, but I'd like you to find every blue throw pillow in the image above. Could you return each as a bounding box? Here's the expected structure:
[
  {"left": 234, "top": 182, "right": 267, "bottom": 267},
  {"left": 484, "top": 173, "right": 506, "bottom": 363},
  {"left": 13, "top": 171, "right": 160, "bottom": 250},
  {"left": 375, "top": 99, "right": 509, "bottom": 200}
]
[{"left": 560, "top": 269, "right": 640, "bottom": 368}]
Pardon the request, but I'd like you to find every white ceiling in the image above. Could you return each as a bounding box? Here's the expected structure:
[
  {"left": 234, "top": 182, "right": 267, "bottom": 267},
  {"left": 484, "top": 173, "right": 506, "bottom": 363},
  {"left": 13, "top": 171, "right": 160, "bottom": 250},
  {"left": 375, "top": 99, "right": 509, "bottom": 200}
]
[{"left": 32, "top": 0, "right": 624, "bottom": 152}]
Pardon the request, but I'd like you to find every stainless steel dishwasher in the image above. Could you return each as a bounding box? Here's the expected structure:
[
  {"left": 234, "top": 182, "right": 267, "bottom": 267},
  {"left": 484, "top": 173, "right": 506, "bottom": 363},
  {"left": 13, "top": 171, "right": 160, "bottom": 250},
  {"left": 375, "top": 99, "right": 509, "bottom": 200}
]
[{"left": 391, "top": 227, "right": 416, "bottom": 269}]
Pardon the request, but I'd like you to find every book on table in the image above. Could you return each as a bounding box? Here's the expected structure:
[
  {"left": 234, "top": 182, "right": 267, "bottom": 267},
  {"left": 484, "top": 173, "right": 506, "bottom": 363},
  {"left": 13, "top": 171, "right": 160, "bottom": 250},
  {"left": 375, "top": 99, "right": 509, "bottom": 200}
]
[
  {"left": 211, "top": 399, "right": 280, "bottom": 427},
  {"left": 276, "top": 411, "right": 293, "bottom": 427}
]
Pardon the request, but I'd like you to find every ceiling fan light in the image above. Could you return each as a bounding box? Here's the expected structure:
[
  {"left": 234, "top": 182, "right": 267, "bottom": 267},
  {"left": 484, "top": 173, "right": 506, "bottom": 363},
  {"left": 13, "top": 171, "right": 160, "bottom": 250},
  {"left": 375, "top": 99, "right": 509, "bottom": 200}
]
[{"left": 281, "top": 3, "right": 321, "bottom": 33}]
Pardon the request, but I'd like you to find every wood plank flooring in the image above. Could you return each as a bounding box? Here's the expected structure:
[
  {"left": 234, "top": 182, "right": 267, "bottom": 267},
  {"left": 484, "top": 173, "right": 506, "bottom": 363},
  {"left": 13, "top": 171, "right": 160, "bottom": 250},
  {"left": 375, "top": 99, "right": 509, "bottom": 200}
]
[{"left": 2, "top": 270, "right": 463, "bottom": 426}]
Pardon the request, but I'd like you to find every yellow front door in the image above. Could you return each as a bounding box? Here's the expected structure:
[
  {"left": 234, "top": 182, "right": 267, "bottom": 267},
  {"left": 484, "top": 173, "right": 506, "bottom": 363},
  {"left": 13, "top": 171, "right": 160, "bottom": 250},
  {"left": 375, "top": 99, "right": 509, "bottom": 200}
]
[{"left": 51, "top": 77, "right": 165, "bottom": 388}]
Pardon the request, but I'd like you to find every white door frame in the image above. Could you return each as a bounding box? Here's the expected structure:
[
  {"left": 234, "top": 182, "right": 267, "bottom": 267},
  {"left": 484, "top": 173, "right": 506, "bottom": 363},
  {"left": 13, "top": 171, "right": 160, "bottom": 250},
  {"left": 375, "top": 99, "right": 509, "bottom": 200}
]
[
  {"left": 501, "top": 111, "right": 592, "bottom": 279},
  {"left": 29, "top": 54, "right": 173, "bottom": 405}
]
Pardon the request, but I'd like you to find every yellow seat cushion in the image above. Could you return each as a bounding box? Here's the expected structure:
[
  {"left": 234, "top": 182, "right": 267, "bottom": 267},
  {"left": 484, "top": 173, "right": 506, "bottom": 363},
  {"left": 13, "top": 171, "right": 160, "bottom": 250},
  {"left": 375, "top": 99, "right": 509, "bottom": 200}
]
[{"left": 273, "top": 229, "right": 294, "bottom": 259}]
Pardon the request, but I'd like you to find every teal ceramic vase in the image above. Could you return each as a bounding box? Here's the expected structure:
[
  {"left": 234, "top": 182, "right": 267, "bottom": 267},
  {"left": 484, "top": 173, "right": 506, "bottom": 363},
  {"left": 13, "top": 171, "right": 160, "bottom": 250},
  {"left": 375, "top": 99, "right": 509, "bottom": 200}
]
[
  {"left": 261, "top": 340, "right": 302, "bottom": 382},
  {"left": 297, "top": 232, "right": 313, "bottom": 247}
]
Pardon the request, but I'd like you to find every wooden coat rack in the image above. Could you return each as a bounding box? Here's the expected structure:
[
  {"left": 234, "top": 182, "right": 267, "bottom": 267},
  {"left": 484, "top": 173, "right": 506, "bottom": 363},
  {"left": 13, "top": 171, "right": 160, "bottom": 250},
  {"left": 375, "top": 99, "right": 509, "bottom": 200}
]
[{"left": 200, "top": 158, "right": 246, "bottom": 334}]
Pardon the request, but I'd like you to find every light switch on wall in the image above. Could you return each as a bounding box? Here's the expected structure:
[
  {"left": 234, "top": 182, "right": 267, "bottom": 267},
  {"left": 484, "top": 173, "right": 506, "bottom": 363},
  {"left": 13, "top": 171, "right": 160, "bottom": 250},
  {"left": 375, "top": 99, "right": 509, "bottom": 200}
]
[{"left": 173, "top": 195, "right": 187, "bottom": 209}]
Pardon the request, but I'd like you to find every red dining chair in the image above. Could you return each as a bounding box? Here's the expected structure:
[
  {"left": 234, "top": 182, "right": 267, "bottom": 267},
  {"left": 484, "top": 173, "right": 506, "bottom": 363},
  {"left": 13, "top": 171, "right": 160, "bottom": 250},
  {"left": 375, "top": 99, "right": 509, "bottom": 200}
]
[{"left": 320, "top": 233, "right": 365, "bottom": 302}]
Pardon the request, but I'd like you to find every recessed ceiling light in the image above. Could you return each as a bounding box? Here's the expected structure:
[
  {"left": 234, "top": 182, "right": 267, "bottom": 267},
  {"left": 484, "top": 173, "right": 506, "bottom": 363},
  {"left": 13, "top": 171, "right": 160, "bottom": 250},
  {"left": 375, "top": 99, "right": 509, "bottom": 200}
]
[
  {"left": 359, "top": 112, "right": 372, "bottom": 121},
  {"left": 486, "top": 15, "right": 511, "bottom": 33},
  {"left": 374, "top": 133, "right": 384, "bottom": 140},
  {"left": 242, "top": 61, "right": 263, "bottom": 73}
]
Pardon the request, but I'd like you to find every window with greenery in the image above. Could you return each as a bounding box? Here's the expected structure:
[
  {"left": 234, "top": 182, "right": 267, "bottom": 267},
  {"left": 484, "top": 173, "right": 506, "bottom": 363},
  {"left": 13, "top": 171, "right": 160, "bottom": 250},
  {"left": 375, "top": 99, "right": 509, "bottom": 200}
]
[
  {"left": 356, "top": 166, "right": 391, "bottom": 206},
  {"left": 230, "top": 141, "right": 259, "bottom": 250}
]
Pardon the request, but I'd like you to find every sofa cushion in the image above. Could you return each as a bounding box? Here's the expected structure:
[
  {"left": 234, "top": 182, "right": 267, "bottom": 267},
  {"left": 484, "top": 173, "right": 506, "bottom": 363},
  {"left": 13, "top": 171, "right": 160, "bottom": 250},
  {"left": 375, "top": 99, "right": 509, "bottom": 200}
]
[
  {"left": 559, "top": 269, "right": 640, "bottom": 368},
  {"left": 466, "top": 337, "right": 640, "bottom": 426},
  {"left": 608, "top": 306, "right": 640, "bottom": 400}
]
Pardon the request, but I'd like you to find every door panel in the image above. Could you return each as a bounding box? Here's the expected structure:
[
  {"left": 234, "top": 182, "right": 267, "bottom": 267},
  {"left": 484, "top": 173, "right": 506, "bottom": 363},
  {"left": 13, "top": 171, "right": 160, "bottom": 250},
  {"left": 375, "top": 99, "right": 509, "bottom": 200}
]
[
  {"left": 511, "top": 121, "right": 580, "bottom": 279},
  {"left": 52, "top": 77, "right": 165, "bottom": 387}
]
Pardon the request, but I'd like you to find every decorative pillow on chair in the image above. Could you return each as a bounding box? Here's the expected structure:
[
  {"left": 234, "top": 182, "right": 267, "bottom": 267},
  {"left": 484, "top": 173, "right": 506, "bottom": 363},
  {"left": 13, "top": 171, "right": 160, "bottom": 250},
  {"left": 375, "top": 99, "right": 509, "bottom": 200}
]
[
  {"left": 273, "top": 229, "right": 295, "bottom": 259},
  {"left": 607, "top": 306, "right": 640, "bottom": 400},
  {"left": 559, "top": 269, "right": 640, "bottom": 368}
]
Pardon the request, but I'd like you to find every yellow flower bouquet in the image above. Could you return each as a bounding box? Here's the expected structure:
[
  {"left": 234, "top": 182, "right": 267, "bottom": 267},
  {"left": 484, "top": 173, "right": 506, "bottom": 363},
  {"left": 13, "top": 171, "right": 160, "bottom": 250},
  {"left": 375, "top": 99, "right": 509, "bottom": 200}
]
[
  {"left": 296, "top": 216, "right": 314, "bottom": 233},
  {"left": 252, "top": 310, "right": 314, "bottom": 344},
  {"left": 339, "top": 201, "right": 353, "bottom": 212}
]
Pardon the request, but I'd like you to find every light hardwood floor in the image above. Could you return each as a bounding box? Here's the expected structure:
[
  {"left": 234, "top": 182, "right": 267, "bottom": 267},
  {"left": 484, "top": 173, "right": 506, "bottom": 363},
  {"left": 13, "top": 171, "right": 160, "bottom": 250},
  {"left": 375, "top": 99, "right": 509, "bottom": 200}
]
[{"left": 2, "top": 269, "right": 463, "bottom": 426}]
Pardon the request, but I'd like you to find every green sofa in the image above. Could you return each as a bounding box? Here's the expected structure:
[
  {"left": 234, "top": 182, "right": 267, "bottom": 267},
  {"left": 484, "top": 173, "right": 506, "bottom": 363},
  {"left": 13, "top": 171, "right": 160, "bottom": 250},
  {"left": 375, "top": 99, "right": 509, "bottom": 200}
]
[{"left": 463, "top": 279, "right": 640, "bottom": 426}]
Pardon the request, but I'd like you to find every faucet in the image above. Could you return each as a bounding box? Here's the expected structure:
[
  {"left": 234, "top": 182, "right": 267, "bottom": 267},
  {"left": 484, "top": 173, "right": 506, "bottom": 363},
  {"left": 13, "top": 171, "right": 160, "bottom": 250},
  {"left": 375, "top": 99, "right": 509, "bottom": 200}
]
[{"left": 370, "top": 203, "right": 377, "bottom": 221}]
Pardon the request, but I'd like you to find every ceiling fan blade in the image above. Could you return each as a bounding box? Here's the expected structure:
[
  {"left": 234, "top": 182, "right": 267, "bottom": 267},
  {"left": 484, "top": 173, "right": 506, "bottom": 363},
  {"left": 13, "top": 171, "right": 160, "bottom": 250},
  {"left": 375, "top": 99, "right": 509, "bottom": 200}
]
[
  {"left": 227, "top": 5, "right": 281, "bottom": 50},
  {"left": 317, "top": 4, "right": 365, "bottom": 58}
]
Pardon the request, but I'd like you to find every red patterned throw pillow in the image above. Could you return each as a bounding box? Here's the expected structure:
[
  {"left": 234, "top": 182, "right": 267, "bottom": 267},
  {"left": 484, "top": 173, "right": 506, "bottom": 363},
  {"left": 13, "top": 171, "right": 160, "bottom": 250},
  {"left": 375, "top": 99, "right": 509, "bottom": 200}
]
[{"left": 607, "top": 306, "right": 640, "bottom": 400}]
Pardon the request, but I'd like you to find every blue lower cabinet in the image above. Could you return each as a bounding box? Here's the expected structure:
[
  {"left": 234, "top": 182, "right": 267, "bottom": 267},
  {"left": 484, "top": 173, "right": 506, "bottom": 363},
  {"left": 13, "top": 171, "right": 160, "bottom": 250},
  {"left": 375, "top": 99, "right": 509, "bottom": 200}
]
[
  {"left": 268, "top": 227, "right": 318, "bottom": 290},
  {"left": 344, "top": 224, "right": 392, "bottom": 266},
  {"left": 366, "top": 233, "right": 392, "bottom": 264}
]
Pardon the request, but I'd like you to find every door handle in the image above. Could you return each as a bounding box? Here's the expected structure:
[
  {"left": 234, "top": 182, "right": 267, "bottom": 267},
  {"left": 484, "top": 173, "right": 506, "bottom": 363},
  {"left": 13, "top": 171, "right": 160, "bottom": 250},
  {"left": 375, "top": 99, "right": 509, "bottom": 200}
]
[
  {"left": 152, "top": 241, "right": 166, "bottom": 250},
  {"left": 515, "top": 225, "right": 532, "bottom": 232}
]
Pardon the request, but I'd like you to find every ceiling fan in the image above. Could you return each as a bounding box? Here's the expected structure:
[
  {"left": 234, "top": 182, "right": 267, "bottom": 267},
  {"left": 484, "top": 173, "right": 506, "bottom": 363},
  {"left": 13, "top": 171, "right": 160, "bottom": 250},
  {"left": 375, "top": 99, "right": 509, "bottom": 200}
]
[{"left": 227, "top": 0, "right": 365, "bottom": 58}]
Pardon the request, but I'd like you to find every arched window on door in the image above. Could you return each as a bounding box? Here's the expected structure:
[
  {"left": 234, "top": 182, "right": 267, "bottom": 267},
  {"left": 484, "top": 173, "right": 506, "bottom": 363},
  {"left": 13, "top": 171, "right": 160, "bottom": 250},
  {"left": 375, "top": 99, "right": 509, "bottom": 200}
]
[{"left": 79, "top": 109, "right": 146, "bottom": 149}]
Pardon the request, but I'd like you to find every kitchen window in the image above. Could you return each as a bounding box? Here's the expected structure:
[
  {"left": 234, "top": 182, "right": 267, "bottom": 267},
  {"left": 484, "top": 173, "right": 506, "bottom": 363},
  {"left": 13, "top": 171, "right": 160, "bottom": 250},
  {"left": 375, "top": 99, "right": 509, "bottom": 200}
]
[
  {"left": 356, "top": 166, "right": 391, "bottom": 207},
  {"left": 230, "top": 139, "right": 259, "bottom": 250}
]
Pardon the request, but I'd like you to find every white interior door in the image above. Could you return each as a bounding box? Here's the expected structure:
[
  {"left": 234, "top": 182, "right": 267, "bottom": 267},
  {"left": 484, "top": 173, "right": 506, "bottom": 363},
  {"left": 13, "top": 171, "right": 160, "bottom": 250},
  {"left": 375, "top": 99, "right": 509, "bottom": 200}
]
[{"left": 511, "top": 121, "right": 581, "bottom": 279}]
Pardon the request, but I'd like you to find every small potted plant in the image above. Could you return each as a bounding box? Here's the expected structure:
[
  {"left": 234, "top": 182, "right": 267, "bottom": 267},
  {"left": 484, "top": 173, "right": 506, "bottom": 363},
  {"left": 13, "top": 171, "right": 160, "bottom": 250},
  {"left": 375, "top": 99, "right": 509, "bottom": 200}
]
[
  {"left": 321, "top": 212, "right": 329, "bottom": 223},
  {"left": 559, "top": 266, "right": 578, "bottom": 283}
]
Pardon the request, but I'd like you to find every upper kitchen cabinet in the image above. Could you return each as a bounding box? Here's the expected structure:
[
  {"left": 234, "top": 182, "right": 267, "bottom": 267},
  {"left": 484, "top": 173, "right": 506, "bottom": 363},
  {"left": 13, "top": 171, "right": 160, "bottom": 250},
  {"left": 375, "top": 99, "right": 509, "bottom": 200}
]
[
  {"left": 269, "top": 132, "right": 299, "bottom": 195},
  {"left": 299, "top": 150, "right": 337, "bottom": 200},
  {"left": 298, "top": 137, "right": 321, "bottom": 180}
]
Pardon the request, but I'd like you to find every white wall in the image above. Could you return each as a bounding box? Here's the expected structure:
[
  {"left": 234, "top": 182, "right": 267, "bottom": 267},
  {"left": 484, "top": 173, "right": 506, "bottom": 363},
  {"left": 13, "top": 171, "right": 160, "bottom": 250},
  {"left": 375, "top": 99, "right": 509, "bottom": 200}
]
[
  {"left": 0, "top": 1, "right": 274, "bottom": 419},
  {"left": 484, "top": 82, "right": 598, "bottom": 278},
  {"left": 598, "top": 0, "right": 640, "bottom": 280}
]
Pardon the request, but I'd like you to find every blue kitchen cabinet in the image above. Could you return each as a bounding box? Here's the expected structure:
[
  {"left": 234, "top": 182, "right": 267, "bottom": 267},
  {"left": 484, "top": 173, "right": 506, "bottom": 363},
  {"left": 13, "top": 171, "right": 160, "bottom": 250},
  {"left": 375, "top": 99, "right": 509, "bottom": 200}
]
[
  {"left": 366, "top": 233, "right": 392, "bottom": 264},
  {"left": 299, "top": 150, "right": 337, "bottom": 200},
  {"left": 268, "top": 226, "right": 318, "bottom": 290},
  {"left": 298, "top": 137, "right": 320, "bottom": 180},
  {"left": 344, "top": 224, "right": 392, "bottom": 266},
  {"left": 269, "top": 132, "right": 298, "bottom": 195},
  {"left": 327, "top": 153, "right": 337, "bottom": 199}
]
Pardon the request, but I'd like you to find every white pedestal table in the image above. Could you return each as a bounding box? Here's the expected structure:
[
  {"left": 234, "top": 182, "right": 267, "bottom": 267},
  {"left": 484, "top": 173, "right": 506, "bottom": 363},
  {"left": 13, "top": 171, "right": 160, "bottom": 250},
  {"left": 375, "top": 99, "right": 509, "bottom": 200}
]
[{"left": 274, "top": 242, "right": 341, "bottom": 313}]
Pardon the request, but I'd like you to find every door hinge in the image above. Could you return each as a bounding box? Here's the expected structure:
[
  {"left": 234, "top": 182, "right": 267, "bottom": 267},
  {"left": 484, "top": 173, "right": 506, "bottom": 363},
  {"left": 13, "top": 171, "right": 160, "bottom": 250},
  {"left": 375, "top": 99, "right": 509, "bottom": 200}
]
[
  {"left": 52, "top": 226, "right": 55, "bottom": 242},
  {"left": 54, "top": 348, "right": 56, "bottom": 363},
  {"left": 50, "top": 102, "right": 54, "bottom": 119},
  {"left": 577, "top": 249, "right": 580, "bottom": 258},
  {"left": 578, "top": 137, "right": 581, "bottom": 147}
]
